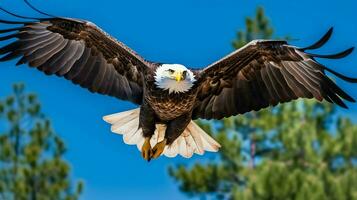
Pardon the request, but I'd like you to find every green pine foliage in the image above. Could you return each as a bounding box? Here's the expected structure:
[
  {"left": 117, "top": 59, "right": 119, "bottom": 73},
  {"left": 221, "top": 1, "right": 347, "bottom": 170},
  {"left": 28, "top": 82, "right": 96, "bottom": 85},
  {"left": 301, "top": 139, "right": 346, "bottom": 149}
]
[
  {"left": 169, "top": 7, "right": 357, "bottom": 200},
  {"left": 232, "top": 7, "right": 273, "bottom": 49},
  {"left": 0, "top": 84, "right": 83, "bottom": 200}
]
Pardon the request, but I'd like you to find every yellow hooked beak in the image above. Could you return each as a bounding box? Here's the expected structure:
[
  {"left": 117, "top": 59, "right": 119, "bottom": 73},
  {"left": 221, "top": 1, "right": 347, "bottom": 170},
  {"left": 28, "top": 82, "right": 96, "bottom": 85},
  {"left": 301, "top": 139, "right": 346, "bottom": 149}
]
[{"left": 173, "top": 71, "right": 183, "bottom": 82}]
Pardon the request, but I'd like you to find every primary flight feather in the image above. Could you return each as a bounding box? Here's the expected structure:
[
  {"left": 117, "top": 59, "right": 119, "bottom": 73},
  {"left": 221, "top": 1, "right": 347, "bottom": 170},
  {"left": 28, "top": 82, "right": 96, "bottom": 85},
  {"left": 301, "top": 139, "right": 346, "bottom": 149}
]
[{"left": 1, "top": 11, "right": 357, "bottom": 161}]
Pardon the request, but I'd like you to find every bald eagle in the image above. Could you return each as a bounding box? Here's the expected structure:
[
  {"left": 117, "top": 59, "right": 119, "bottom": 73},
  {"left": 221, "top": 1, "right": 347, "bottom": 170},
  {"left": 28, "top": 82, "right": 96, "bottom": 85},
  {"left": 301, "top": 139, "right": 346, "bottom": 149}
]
[{"left": 1, "top": 11, "right": 357, "bottom": 161}]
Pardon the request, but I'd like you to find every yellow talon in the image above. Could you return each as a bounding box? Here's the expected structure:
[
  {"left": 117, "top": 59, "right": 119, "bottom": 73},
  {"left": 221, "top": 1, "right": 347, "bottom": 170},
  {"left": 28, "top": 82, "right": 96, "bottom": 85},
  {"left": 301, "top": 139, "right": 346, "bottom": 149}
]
[
  {"left": 141, "top": 137, "right": 152, "bottom": 162},
  {"left": 152, "top": 139, "right": 167, "bottom": 159}
]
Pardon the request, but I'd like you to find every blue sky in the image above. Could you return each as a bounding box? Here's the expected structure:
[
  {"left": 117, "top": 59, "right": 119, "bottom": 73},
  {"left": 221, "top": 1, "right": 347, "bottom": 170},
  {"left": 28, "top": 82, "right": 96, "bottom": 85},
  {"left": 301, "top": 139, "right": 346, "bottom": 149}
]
[{"left": 1, "top": 0, "right": 357, "bottom": 199}]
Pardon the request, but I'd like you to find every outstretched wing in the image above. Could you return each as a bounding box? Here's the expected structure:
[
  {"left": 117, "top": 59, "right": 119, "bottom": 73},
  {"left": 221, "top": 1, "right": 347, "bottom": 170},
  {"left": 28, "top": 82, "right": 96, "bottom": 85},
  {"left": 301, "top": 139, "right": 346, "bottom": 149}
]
[
  {"left": 0, "top": 17, "right": 150, "bottom": 104},
  {"left": 193, "top": 28, "right": 357, "bottom": 120}
]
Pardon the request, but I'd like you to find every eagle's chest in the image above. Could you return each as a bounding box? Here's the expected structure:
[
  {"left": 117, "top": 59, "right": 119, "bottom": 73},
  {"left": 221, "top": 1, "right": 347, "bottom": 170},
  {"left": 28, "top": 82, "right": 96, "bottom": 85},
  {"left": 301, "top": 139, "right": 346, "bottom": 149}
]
[{"left": 145, "top": 87, "right": 197, "bottom": 121}]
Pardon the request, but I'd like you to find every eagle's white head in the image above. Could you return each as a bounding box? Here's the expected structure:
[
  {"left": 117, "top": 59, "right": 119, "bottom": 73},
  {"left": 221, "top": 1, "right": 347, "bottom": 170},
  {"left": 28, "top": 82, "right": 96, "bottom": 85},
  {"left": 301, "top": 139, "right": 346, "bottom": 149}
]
[{"left": 154, "top": 64, "right": 196, "bottom": 94}]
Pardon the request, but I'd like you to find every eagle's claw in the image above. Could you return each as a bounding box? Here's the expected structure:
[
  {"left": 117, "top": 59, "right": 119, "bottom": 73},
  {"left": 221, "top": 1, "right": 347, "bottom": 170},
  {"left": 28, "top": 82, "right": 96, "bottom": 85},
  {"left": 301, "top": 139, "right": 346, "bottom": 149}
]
[
  {"left": 151, "top": 139, "right": 167, "bottom": 159},
  {"left": 141, "top": 138, "right": 152, "bottom": 162}
]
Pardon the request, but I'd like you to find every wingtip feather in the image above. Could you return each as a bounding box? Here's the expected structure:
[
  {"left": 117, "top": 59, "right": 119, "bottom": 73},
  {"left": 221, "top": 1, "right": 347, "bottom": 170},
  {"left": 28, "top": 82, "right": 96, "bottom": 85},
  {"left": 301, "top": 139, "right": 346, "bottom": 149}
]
[{"left": 308, "top": 47, "right": 354, "bottom": 59}]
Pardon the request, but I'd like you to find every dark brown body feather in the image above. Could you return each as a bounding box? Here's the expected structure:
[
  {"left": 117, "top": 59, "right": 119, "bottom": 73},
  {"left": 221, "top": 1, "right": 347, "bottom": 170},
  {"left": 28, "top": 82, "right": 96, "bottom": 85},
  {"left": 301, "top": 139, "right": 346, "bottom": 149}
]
[{"left": 144, "top": 70, "right": 199, "bottom": 121}]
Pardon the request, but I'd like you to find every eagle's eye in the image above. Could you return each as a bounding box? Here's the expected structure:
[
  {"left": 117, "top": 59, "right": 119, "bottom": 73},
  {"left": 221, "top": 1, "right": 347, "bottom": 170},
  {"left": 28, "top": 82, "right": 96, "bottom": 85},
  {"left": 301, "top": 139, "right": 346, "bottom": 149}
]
[
  {"left": 168, "top": 69, "right": 175, "bottom": 74},
  {"left": 182, "top": 71, "right": 187, "bottom": 79}
]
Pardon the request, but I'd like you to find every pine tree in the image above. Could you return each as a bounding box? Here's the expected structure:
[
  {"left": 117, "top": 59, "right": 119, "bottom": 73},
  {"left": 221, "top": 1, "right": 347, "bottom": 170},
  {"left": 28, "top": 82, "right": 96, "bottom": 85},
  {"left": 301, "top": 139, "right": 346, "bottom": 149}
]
[
  {"left": 169, "top": 7, "right": 357, "bottom": 200},
  {"left": 0, "top": 84, "right": 83, "bottom": 200}
]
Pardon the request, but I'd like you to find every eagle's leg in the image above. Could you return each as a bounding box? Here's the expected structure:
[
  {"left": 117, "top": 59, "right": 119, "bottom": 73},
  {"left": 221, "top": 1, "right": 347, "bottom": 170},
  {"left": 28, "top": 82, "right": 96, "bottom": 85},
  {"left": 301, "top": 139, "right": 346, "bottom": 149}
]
[
  {"left": 152, "top": 112, "right": 191, "bottom": 159},
  {"left": 141, "top": 137, "right": 152, "bottom": 161},
  {"left": 140, "top": 102, "right": 156, "bottom": 161}
]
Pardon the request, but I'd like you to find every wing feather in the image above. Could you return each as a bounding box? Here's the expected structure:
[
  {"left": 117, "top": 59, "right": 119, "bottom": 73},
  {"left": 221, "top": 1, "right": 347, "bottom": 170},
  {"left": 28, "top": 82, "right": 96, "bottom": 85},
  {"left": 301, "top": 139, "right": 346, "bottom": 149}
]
[
  {"left": 93, "top": 58, "right": 107, "bottom": 92},
  {"left": 58, "top": 41, "right": 85, "bottom": 75},
  {"left": 37, "top": 39, "right": 69, "bottom": 70},
  {"left": 27, "top": 35, "right": 63, "bottom": 65},
  {"left": 284, "top": 62, "right": 314, "bottom": 98},
  {"left": 29, "top": 36, "right": 65, "bottom": 66},
  {"left": 65, "top": 47, "right": 91, "bottom": 79}
]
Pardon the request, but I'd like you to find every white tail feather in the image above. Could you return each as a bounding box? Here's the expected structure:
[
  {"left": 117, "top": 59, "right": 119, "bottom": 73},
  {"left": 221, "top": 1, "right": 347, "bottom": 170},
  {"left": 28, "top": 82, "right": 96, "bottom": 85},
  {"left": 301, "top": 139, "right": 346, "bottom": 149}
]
[{"left": 103, "top": 108, "right": 221, "bottom": 158}]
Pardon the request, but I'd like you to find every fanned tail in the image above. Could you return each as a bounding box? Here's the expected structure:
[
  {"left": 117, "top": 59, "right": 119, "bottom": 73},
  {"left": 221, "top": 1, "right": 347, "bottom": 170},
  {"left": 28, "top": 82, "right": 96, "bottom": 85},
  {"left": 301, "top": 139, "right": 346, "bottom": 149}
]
[{"left": 103, "top": 108, "right": 221, "bottom": 158}]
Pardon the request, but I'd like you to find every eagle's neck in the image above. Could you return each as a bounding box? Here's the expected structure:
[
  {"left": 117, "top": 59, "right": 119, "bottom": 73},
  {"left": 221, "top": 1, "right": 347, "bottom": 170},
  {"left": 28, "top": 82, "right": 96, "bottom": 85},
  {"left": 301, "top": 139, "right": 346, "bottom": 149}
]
[{"left": 155, "top": 77, "right": 195, "bottom": 94}]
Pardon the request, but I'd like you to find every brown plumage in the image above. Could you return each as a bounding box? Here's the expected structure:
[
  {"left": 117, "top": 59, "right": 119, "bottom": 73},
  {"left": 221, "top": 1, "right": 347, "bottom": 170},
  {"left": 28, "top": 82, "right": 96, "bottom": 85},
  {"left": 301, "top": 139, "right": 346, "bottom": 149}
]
[
  {"left": 0, "top": 18, "right": 147, "bottom": 104},
  {"left": 1, "top": 13, "right": 356, "bottom": 160},
  {"left": 193, "top": 32, "right": 356, "bottom": 119},
  {"left": 144, "top": 70, "right": 200, "bottom": 121}
]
